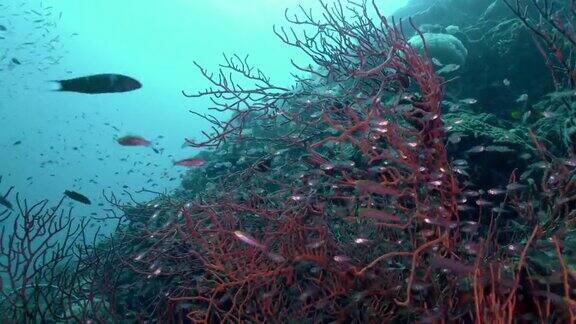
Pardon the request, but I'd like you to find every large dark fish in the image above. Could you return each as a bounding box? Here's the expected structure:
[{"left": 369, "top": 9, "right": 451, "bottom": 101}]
[
  {"left": 64, "top": 190, "right": 91, "bottom": 205},
  {"left": 0, "top": 183, "right": 14, "bottom": 210},
  {"left": 53, "top": 74, "right": 142, "bottom": 94},
  {"left": 0, "top": 196, "right": 12, "bottom": 210}
]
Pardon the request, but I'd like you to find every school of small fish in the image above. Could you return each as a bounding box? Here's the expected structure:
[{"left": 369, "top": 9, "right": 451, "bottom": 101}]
[{"left": 0, "top": 1, "right": 206, "bottom": 212}]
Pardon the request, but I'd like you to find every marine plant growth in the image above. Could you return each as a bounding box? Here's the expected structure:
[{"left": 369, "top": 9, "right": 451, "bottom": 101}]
[{"left": 1, "top": 0, "right": 575, "bottom": 322}]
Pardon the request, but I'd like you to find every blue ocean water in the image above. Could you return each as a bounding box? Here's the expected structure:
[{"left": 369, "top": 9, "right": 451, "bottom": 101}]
[{"left": 0, "top": 0, "right": 405, "bottom": 233}]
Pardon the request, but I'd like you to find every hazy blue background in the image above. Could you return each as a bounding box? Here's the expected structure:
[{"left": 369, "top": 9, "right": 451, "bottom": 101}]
[{"left": 0, "top": 0, "right": 406, "bottom": 230}]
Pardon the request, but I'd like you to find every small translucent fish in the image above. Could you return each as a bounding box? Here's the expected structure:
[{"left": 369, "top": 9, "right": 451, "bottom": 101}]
[
  {"left": 116, "top": 135, "right": 151, "bottom": 147},
  {"left": 428, "top": 180, "right": 443, "bottom": 186},
  {"left": 564, "top": 158, "right": 576, "bottom": 167},
  {"left": 531, "top": 161, "right": 550, "bottom": 169},
  {"left": 333, "top": 255, "right": 350, "bottom": 263},
  {"left": 430, "top": 255, "right": 472, "bottom": 275},
  {"left": 355, "top": 180, "right": 399, "bottom": 196},
  {"left": 299, "top": 287, "right": 318, "bottom": 301},
  {"left": 485, "top": 145, "right": 514, "bottom": 153},
  {"left": 334, "top": 160, "right": 355, "bottom": 170},
  {"left": 453, "top": 167, "right": 469, "bottom": 176},
  {"left": 542, "top": 111, "right": 556, "bottom": 118},
  {"left": 447, "top": 132, "right": 464, "bottom": 144},
  {"left": 432, "top": 57, "right": 443, "bottom": 66},
  {"left": 359, "top": 208, "right": 402, "bottom": 222},
  {"left": 546, "top": 90, "right": 576, "bottom": 99},
  {"left": 173, "top": 158, "right": 206, "bottom": 167},
  {"left": 368, "top": 166, "right": 386, "bottom": 174},
  {"left": 506, "top": 244, "right": 520, "bottom": 254},
  {"left": 519, "top": 153, "right": 532, "bottom": 160},
  {"left": 372, "top": 119, "right": 390, "bottom": 127},
  {"left": 448, "top": 104, "right": 460, "bottom": 112},
  {"left": 354, "top": 237, "right": 371, "bottom": 245},
  {"left": 423, "top": 217, "right": 457, "bottom": 229},
  {"left": 267, "top": 252, "right": 286, "bottom": 263},
  {"left": 487, "top": 188, "right": 506, "bottom": 195},
  {"left": 505, "top": 183, "right": 525, "bottom": 191},
  {"left": 515, "top": 93, "right": 528, "bottom": 102},
  {"left": 305, "top": 240, "right": 325, "bottom": 249},
  {"left": 464, "top": 242, "right": 480, "bottom": 255},
  {"left": 290, "top": 194, "right": 305, "bottom": 202},
  {"left": 452, "top": 159, "right": 468, "bottom": 166},
  {"left": 233, "top": 230, "right": 266, "bottom": 249},
  {"left": 491, "top": 206, "right": 510, "bottom": 214},
  {"left": 422, "top": 113, "right": 439, "bottom": 121},
  {"left": 457, "top": 204, "right": 475, "bottom": 212},
  {"left": 437, "top": 64, "right": 460, "bottom": 74},
  {"left": 466, "top": 145, "right": 485, "bottom": 153},
  {"left": 459, "top": 98, "right": 477, "bottom": 105},
  {"left": 394, "top": 104, "right": 413, "bottom": 113},
  {"left": 320, "top": 163, "right": 334, "bottom": 171},
  {"left": 421, "top": 229, "right": 435, "bottom": 237},
  {"left": 460, "top": 221, "right": 479, "bottom": 234},
  {"left": 521, "top": 110, "right": 531, "bottom": 123},
  {"left": 461, "top": 190, "right": 480, "bottom": 197},
  {"left": 475, "top": 199, "right": 493, "bottom": 207},
  {"left": 352, "top": 291, "right": 368, "bottom": 302},
  {"left": 445, "top": 25, "right": 460, "bottom": 34}
]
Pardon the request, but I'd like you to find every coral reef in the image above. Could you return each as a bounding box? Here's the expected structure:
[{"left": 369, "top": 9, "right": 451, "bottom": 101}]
[{"left": 1, "top": 0, "right": 576, "bottom": 323}]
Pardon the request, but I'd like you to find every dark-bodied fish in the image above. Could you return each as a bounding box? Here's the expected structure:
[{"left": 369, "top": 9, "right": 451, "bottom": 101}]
[
  {"left": 0, "top": 25, "right": 6, "bottom": 31},
  {"left": 11, "top": 58, "right": 21, "bottom": 65},
  {"left": 52, "top": 73, "right": 142, "bottom": 94},
  {"left": 64, "top": 190, "right": 91, "bottom": 205},
  {"left": 0, "top": 195, "right": 12, "bottom": 210}
]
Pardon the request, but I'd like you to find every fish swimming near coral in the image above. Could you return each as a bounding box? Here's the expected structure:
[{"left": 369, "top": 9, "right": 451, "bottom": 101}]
[
  {"left": 173, "top": 158, "right": 206, "bottom": 167},
  {"left": 52, "top": 73, "right": 142, "bottom": 94},
  {"left": 64, "top": 190, "right": 91, "bottom": 205}
]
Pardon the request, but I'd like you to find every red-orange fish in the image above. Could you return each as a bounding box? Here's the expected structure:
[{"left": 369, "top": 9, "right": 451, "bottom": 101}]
[
  {"left": 173, "top": 158, "right": 206, "bottom": 167},
  {"left": 116, "top": 135, "right": 151, "bottom": 146}
]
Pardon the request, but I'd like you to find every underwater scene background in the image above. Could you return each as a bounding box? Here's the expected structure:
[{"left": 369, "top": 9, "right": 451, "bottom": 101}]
[{"left": 1, "top": 0, "right": 576, "bottom": 322}]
